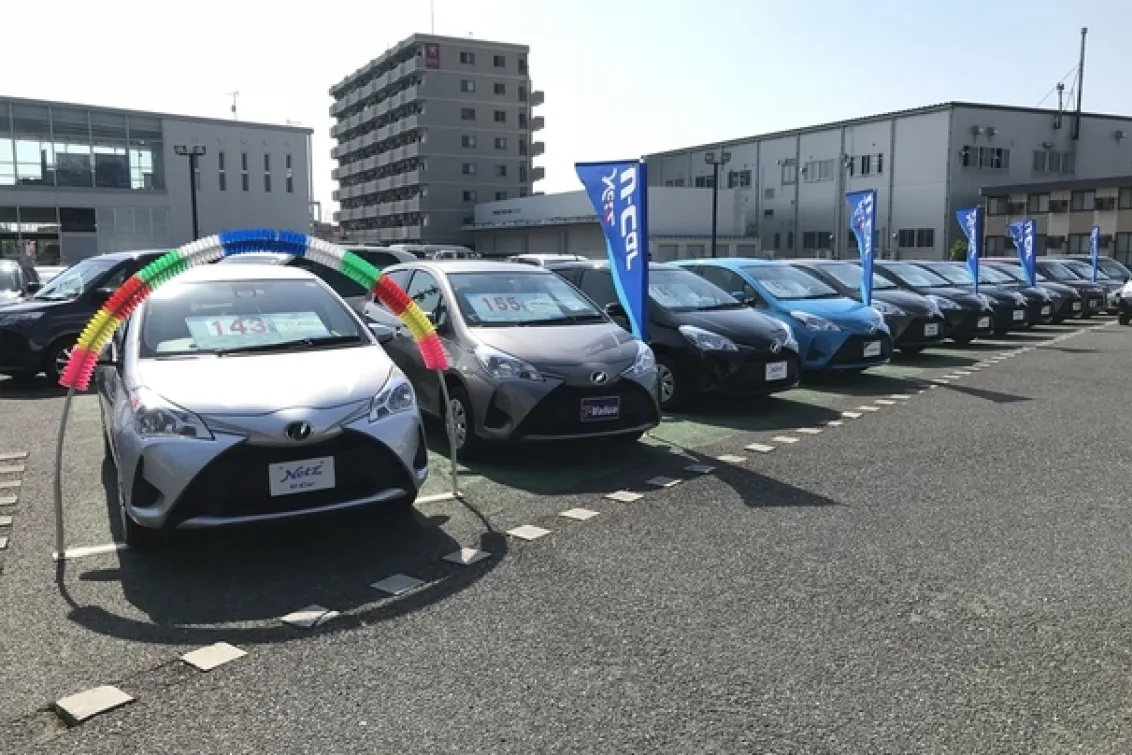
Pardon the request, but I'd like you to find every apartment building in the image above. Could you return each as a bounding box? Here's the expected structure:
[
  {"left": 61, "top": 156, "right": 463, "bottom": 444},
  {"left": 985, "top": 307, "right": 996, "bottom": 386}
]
[
  {"left": 330, "top": 33, "right": 546, "bottom": 246},
  {"left": 981, "top": 176, "right": 1132, "bottom": 264},
  {"left": 645, "top": 102, "right": 1132, "bottom": 261}
]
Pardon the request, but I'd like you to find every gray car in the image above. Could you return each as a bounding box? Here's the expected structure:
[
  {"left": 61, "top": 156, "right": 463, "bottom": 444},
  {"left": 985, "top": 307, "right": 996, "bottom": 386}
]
[
  {"left": 95, "top": 263, "right": 428, "bottom": 549},
  {"left": 362, "top": 260, "right": 660, "bottom": 457}
]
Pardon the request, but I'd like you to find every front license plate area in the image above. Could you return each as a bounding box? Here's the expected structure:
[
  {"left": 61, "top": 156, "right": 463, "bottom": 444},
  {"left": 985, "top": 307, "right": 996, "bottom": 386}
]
[
  {"left": 1012, "top": 309, "right": 1025, "bottom": 321},
  {"left": 924, "top": 323, "right": 940, "bottom": 337},
  {"left": 862, "top": 341, "right": 882, "bottom": 358},
  {"left": 1041, "top": 305, "right": 1051, "bottom": 316},
  {"left": 765, "top": 361, "right": 788, "bottom": 381},
  {"left": 977, "top": 316, "right": 991, "bottom": 329},
  {"left": 581, "top": 396, "right": 620, "bottom": 422},
  {"left": 269, "top": 456, "right": 335, "bottom": 497}
]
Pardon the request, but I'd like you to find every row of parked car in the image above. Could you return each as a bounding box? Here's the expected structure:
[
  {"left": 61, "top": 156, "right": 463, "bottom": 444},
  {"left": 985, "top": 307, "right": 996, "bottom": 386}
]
[{"left": 1, "top": 244, "right": 1127, "bottom": 548}]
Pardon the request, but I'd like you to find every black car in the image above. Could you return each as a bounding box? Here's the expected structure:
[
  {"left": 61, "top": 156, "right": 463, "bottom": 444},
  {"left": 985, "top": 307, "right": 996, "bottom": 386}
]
[
  {"left": 1056, "top": 254, "right": 1131, "bottom": 283},
  {"left": 217, "top": 245, "right": 416, "bottom": 314},
  {"left": 1005, "top": 258, "right": 1107, "bottom": 317},
  {"left": 546, "top": 260, "right": 801, "bottom": 410},
  {"left": 984, "top": 261, "right": 1082, "bottom": 323},
  {"left": 1051, "top": 257, "right": 1124, "bottom": 313},
  {"left": 871, "top": 261, "right": 995, "bottom": 345},
  {"left": 911, "top": 261, "right": 1030, "bottom": 334},
  {"left": 972, "top": 263, "right": 1059, "bottom": 325},
  {"left": 0, "top": 250, "right": 166, "bottom": 382},
  {"left": 787, "top": 259, "right": 947, "bottom": 355}
]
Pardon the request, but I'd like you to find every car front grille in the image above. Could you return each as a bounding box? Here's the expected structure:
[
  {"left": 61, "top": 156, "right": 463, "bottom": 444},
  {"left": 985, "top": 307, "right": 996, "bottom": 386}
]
[
  {"left": 168, "top": 429, "right": 413, "bottom": 526},
  {"left": 829, "top": 334, "right": 892, "bottom": 366},
  {"left": 513, "top": 381, "right": 657, "bottom": 439}
]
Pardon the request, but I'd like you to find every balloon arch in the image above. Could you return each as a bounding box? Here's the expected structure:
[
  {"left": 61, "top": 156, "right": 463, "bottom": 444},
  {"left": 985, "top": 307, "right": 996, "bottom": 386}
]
[{"left": 52, "top": 230, "right": 459, "bottom": 561}]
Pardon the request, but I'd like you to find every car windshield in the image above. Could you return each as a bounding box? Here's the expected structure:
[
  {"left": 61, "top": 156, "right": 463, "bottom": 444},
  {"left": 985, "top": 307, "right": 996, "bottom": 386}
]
[
  {"left": 878, "top": 262, "right": 952, "bottom": 288},
  {"left": 994, "top": 263, "right": 1050, "bottom": 283},
  {"left": 742, "top": 265, "right": 842, "bottom": 300},
  {"left": 31, "top": 258, "right": 117, "bottom": 300},
  {"left": 1098, "top": 258, "right": 1131, "bottom": 279},
  {"left": 138, "top": 278, "right": 365, "bottom": 357},
  {"left": 1039, "top": 260, "right": 1082, "bottom": 281},
  {"left": 649, "top": 269, "right": 743, "bottom": 311},
  {"left": 1064, "top": 259, "right": 1111, "bottom": 280},
  {"left": 977, "top": 265, "right": 1015, "bottom": 284},
  {"left": 449, "top": 271, "right": 606, "bottom": 326},
  {"left": 813, "top": 263, "right": 897, "bottom": 291},
  {"left": 921, "top": 263, "right": 975, "bottom": 286},
  {"left": 0, "top": 268, "right": 20, "bottom": 292}
]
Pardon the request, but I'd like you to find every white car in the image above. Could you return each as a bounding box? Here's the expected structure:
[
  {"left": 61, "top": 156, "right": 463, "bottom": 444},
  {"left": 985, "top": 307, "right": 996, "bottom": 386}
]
[{"left": 505, "top": 254, "right": 590, "bottom": 267}]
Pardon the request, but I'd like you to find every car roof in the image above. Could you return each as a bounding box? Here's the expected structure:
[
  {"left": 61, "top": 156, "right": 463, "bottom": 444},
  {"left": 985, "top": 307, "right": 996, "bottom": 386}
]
[
  {"left": 88, "top": 249, "right": 168, "bottom": 263},
  {"left": 390, "top": 259, "right": 561, "bottom": 275},
  {"left": 0, "top": 259, "right": 20, "bottom": 269},
  {"left": 217, "top": 252, "right": 291, "bottom": 264},
  {"left": 542, "top": 259, "right": 678, "bottom": 272},
  {"left": 164, "top": 262, "right": 318, "bottom": 284}
]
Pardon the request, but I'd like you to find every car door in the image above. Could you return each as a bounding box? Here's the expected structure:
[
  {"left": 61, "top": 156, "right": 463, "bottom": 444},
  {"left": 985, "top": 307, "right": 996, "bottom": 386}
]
[
  {"left": 390, "top": 269, "right": 450, "bottom": 413},
  {"left": 96, "top": 316, "right": 132, "bottom": 457}
]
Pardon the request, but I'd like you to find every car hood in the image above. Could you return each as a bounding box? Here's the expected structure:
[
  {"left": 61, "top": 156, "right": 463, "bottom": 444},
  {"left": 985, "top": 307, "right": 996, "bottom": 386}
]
[
  {"left": 1055, "top": 280, "right": 1107, "bottom": 294},
  {"left": 910, "top": 286, "right": 988, "bottom": 309},
  {"left": 0, "top": 297, "right": 64, "bottom": 313},
  {"left": 779, "top": 296, "right": 878, "bottom": 322},
  {"left": 471, "top": 322, "right": 640, "bottom": 372},
  {"left": 872, "top": 290, "right": 936, "bottom": 315},
  {"left": 134, "top": 345, "right": 394, "bottom": 415},
  {"left": 674, "top": 306, "right": 792, "bottom": 348}
]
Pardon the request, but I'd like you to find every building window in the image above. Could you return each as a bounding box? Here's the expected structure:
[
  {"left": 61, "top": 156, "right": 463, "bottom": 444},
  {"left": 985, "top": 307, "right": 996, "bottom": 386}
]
[
  {"left": 859, "top": 155, "right": 871, "bottom": 175},
  {"left": 495, "top": 164, "right": 507, "bottom": 177},
  {"left": 518, "top": 113, "right": 528, "bottom": 128},
  {"left": 897, "top": 229, "right": 916, "bottom": 247},
  {"left": 803, "top": 159, "right": 834, "bottom": 182},
  {"left": 263, "top": 154, "right": 270, "bottom": 172},
  {"left": 493, "top": 110, "right": 506, "bottom": 123},
  {"left": 462, "top": 163, "right": 477, "bottom": 175},
  {"left": 781, "top": 161, "right": 797, "bottom": 185},
  {"left": 1032, "top": 150, "right": 1076, "bottom": 174},
  {"left": 1116, "top": 232, "right": 1132, "bottom": 255},
  {"left": 461, "top": 108, "right": 476, "bottom": 121},
  {"left": 459, "top": 51, "right": 475, "bottom": 64},
  {"left": 763, "top": 209, "right": 774, "bottom": 218},
  {"left": 1027, "top": 193, "right": 1050, "bottom": 213},
  {"left": 694, "top": 175, "right": 714, "bottom": 188},
  {"left": 985, "top": 236, "right": 1007, "bottom": 254},
  {"left": 1067, "top": 233, "right": 1091, "bottom": 253},
  {"left": 519, "top": 189, "right": 528, "bottom": 197},
  {"left": 460, "top": 80, "right": 476, "bottom": 93},
  {"left": 764, "top": 188, "right": 774, "bottom": 199},
  {"left": 916, "top": 229, "right": 935, "bottom": 248},
  {"left": 461, "top": 135, "right": 477, "bottom": 148},
  {"left": 463, "top": 190, "right": 477, "bottom": 202},
  {"left": 786, "top": 232, "right": 794, "bottom": 249},
  {"left": 773, "top": 232, "right": 781, "bottom": 248},
  {"left": 518, "top": 57, "right": 528, "bottom": 74},
  {"left": 518, "top": 85, "right": 528, "bottom": 102},
  {"left": 961, "top": 146, "right": 1011, "bottom": 170},
  {"left": 986, "top": 196, "right": 1010, "bottom": 215},
  {"left": 285, "top": 154, "right": 293, "bottom": 193},
  {"left": 494, "top": 137, "right": 507, "bottom": 150},
  {"left": 519, "top": 165, "right": 528, "bottom": 182},
  {"left": 218, "top": 150, "right": 226, "bottom": 190},
  {"left": 1070, "top": 189, "right": 1096, "bottom": 211},
  {"left": 845, "top": 157, "right": 855, "bottom": 177},
  {"left": 240, "top": 152, "right": 249, "bottom": 191},
  {"left": 493, "top": 55, "right": 505, "bottom": 67},
  {"left": 802, "top": 232, "right": 817, "bottom": 250},
  {"left": 495, "top": 191, "right": 507, "bottom": 200},
  {"left": 1119, "top": 187, "right": 1132, "bottom": 210},
  {"left": 727, "top": 169, "right": 751, "bottom": 188},
  {"left": 264, "top": 173, "right": 272, "bottom": 192},
  {"left": 817, "top": 231, "right": 833, "bottom": 248},
  {"left": 493, "top": 82, "right": 506, "bottom": 95},
  {"left": 518, "top": 139, "right": 528, "bottom": 156},
  {"left": 462, "top": 216, "right": 474, "bottom": 226}
]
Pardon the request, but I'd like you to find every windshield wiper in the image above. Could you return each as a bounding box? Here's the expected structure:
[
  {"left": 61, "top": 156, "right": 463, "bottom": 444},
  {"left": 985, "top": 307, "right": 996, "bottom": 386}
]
[
  {"left": 698, "top": 302, "right": 746, "bottom": 311},
  {"left": 214, "top": 334, "right": 362, "bottom": 356},
  {"left": 519, "top": 313, "right": 606, "bottom": 326}
]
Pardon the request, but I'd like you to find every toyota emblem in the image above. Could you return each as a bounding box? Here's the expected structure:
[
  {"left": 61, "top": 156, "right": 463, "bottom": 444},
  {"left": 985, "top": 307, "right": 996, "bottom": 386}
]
[
  {"left": 284, "top": 422, "right": 313, "bottom": 441},
  {"left": 590, "top": 371, "right": 609, "bottom": 385},
  {"left": 867, "top": 324, "right": 878, "bottom": 334},
  {"left": 769, "top": 340, "right": 782, "bottom": 354}
]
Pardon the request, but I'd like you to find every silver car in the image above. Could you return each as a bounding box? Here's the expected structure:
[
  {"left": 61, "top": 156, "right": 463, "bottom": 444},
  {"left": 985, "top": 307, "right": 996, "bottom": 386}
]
[
  {"left": 362, "top": 260, "right": 660, "bottom": 458},
  {"left": 95, "top": 263, "right": 428, "bottom": 549}
]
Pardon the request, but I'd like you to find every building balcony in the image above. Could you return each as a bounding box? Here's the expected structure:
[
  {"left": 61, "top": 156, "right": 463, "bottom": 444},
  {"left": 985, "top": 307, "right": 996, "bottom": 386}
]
[
  {"left": 531, "top": 90, "right": 545, "bottom": 107},
  {"left": 530, "top": 116, "right": 545, "bottom": 132},
  {"left": 332, "top": 211, "right": 341, "bottom": 224},
  {"left": 378, "top": 197, "right": 423, "bottom": 215},
  {"left": 330, "top": 58, "right": 421, "bottom": 117},
  {"left": 376, "top": 169, "right": 423, "bottom": 193},
  {"left": 531, "top": 166, "right": 545, "bottom": 182},
  {"left": 332, "top": 189, "right": 341, "bottom": 202},
  {"left": 531, "top": 141, "right": 545, "bottom": 157},
  {"left": 377, "top": 225, "right": 423, "bottom": 242}
]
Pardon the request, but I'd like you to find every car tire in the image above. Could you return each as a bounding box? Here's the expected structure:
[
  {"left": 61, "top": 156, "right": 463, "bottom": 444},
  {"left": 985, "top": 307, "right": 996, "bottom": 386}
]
[
  {"left": 655, "top": 354, "right": 684, "bottom": 411},
  {"left": 1120, "top": 313, "right": 1131, "bottom": 325},
  {"left": 444, "top": 383, "right": 482, "bottom": 460},
  {"left": 43, "top": 338, "right": 78, "bottom": 384},
  {"left": 117, "top": 480, "right": 160, "bottom": 551},
  {"left": 898, "top": 346, "right": 925, "bottom": 355}
]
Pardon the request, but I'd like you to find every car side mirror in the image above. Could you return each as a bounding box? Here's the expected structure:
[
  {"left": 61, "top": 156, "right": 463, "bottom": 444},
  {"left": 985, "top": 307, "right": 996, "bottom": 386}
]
[
  {"left": 90, "top": 287, "right": 116, "bottom": 304},
  {"left": 604, "top": 302, "right": 626, "bottom": 318},
  {"left": 26, "top": 281, "right": 42, "bottom": 294},
  {"left": 731, "top": 291, "right": 758, "bottom": 307},
  {"left": 367, "top": 322, "right": 396, "bottom": 344}
]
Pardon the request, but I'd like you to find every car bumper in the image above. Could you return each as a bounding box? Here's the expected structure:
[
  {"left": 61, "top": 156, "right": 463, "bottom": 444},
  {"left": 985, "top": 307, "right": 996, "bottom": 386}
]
[
  {"left": 888, "top": 314, "right": 947, "bottom": 347},
  {"left": 944, "top": 309, "right": 995, "bottom": 341},
  {"left": 800, "top": 330, "right": 892, "bottom": 370},
  {"left": 0, "top": 329, "right": 39, "bottom": 373},
  {"left": 469, "top": 371, "right": 661, "bottom": 443},
  {"left": 991, "top": 303, "right": 1030, "bottom": 330},
  {"left": 1025, "top": 299, "right": 1055, "bottom": 325},
  {"left": 687, "top": 346, "right": 801, "bottom": 394},
  {"left": 1053, "top": 296, "right": 1082, "bottom": 320},
  {"left": 117, "top": 411, "right": 427, "bottom": 531},
  {"left": 1083, "top": 293, "right": 1105, "bottom": 315}
]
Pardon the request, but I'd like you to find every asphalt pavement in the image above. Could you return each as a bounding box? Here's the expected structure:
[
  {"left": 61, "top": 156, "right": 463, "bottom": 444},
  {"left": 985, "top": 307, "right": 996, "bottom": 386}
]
[{"left": 2, "top": 320, "right": 1131, "bottom": 753}]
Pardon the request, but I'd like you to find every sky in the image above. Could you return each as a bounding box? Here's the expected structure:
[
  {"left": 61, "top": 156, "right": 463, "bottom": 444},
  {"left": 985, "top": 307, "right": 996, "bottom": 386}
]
[{"left": 5, "top": 0, "right": 1132, "bottom": 220}]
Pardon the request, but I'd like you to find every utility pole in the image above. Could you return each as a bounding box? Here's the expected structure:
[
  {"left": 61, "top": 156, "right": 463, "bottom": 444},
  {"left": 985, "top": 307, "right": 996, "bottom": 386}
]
[
  {"left": 173, "top": 145, "right": 206, "bottom": 240},
  {"left": 704, "top": 150, "right": 730, "bottom": 258},
  {"left": 227, "top": 91, "right": 240, "bottom": 121},
  {"left": 1072, "top": 28, "right": 1087, "bottom": 140}
]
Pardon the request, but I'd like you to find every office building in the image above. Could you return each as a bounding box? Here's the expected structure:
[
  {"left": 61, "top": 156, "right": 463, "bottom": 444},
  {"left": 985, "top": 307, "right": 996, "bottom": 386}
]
[
  {"left": 981, "top": 175, "right": 1132, "bottom": 263},
  {"left": 329, "top": 33, "right": 546, "bottom": 246},
  {"left": 0, "top": 96, "right": 313, "bottom": 265},
  {"left": 645, "top": 102, "right": 1132, "bottom": 261}
]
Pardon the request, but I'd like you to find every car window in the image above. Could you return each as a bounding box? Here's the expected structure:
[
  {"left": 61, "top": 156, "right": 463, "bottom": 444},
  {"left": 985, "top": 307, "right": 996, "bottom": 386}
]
[
  {"left": 977, "top": 265, "right": 1013, "bottom": 284},
  {"left": 921, "top": 263, "right": 974, "bottom": 285},
  {"left": 348, "top": 249, "right": 410, "bottom": 271},
  {"left": 406, "top": 270, "right": 446, "bottom": 321},
  {"left": 139, "top": 278, "right": 363, "bottom": 357},
  {"left": 649, "top": 268, "right": 743, "bottom": 311},
  {"left": 291, "top": 258, "right": 368, "bottom": 298},
  {"left": 579, "top": 269, "right": 619, "bottom": 308},
  {"left": 879, "top": 262, "right": 952, "bottom": 288},
  {"left": 31, "top": 257, "right": 119, "bottom": 300},
  {"left": 1038, "top": 260, "right": 1081, "bottom": 281},
  {"left": 815, "top": 263, "right": 896, "bottom": 290},
  {"left": 1099, "top": 258, "right": 1130, "bottom": 279},
  {"left": 741, "top": 264, "right": 841, "bottom": 300},
  {"left": 381, "top": 268, "right": 413, "bottom": 292},
  {"left": 0, "top": 266, "right": 21, "bottom": 292}
]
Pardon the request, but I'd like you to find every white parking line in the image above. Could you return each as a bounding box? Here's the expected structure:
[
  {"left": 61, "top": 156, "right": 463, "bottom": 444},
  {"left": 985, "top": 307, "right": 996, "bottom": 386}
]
[
  {"left": 559, "top": 508, "right": 600, "bottom": 521},
  {"left": 795, "top": 427, "right": 823, "bottom": 435},
  {"left": 371, "top": 574, "right": 425, "bottom": 596},
  {"left": 745, "top": 442, "right": 776, "bottom": 453},
  {"left": 52, "top": 543, "right": 127, "bottom": 561},
  {"left": 507, "top": 524, "right": 552, "bottom": 541},
  {"left": 874, "top": 399, "right": 896, "bottom": 406},
  {"left": 825, "top": 420, "right": 844, "bottom": 427},
  {"left": 181, "top": 643, "right": 247, "bottom": 672},
  {"left": 604, "top": 490, "right": 643, "bottom": 502},
  {"left": 715, "top": 454, "right": 747, "bottom": 464},
  {"left": 54, "top": 686, "right": 134, "bottom": 726},
  {"left": 280, "top": 605, "right": 339, "bottom": 629},
  {"left": 889, "top": 394, "right": 911, "bottom": 400},
  {"left": 771, "top": 436, "right": 800, "bottom": 444},
  {"left": 855, "top": 406, "right": 880, "bottom": 413},
  {"left": 0, "top": 515, "right": 12, "bottom": 527},
  {"left": 0, "top": 496, "right": 14, "bottom": 507},
  {"left": 0, "top": 452, "right": 28, "bottom": 463},
  {"left": 646, "top": 476, "right": 682, "bottom": 488},
  {"left": 443, "top": 547, "right": 491, "bottom": 566},
  {"left": 0, "top": 464, "right": 25, "bottom": 475},
  {"left": 841, "top": 411, "right": 863, "bottom": 419}
]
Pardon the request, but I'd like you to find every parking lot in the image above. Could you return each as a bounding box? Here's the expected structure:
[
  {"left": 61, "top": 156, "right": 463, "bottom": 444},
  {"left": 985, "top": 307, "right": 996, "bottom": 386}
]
[{"left": 2, "top": 318, "right": 1131, "bottom": 752}]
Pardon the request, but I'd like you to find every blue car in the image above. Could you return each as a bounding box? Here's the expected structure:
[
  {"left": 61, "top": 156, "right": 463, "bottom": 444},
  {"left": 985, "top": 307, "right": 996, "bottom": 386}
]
[{"left": 675, "top": 258, "right": 893, "bottom": 372}]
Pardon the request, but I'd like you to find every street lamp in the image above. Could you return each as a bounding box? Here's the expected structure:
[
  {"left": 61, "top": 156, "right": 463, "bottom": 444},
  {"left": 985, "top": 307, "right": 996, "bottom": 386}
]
[
  {"left": 705, "top": 150, "right": 731, "bottom": 258},
  {"left": 173, "top": 144, "right": 207, "bottom": 240}
]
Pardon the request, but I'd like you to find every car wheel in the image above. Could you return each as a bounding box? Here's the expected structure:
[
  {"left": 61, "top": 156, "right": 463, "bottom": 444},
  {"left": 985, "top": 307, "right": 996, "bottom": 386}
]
[
  {"left": 444, "top": 384, "right": 482, "bottom": 459},
  {"left": 117, "top": 480, "right": 160, "bottom": 551},
  {"left": 43, "top": 338, "right": 77, "bottom": 384},
  {"left": 898, "top": 346, "right": 925, "bottom": 355},
  {"left": 655, "top": 355, "right": 684, "bottom": 411},
  {"left": 1120, "top": 313, "right": 1131, "bottom": 325}
]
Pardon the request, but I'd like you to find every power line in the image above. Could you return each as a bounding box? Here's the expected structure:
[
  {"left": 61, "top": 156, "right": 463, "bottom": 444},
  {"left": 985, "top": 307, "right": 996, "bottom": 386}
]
[{"left": 1036, "top": 66, "right": 1079, "bottom": 108}]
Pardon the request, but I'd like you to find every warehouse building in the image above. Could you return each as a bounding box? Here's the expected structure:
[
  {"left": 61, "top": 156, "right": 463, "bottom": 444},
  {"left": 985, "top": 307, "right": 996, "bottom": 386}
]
[
  {"left": 330, "top": 33, "right": 546, "bottom": 247},
  {"left": 645, "top": 101, "right": 1132, "bottom": 260},
  {"left": 0, "top": 96, "right": 313, "bottom": 265}
]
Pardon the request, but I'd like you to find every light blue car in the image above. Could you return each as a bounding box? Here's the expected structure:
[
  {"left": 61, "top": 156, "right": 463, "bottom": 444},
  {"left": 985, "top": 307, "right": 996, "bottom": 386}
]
[{"left": 675, "top": 258, "right": 893, "bottom": 372}]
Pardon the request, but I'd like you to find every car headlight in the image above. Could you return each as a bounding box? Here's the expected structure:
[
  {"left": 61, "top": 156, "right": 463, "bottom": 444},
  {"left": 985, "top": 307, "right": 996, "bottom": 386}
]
[
  {"left": 129, "top": 387, "right": 214, "bottom": 440},
  {"left": 1012, "top": 292, "right": 1026, "bottom": 305},
  {"left": 474, "top": 343, "right": 543, "bottom": 381},
  {"left": 370, "top": 374, "right": 416, "bottom": 422},
  {"left": 0, "top": 311, "right": 44, "bottom": 330},
  {"left": 977, "top": 293, "right": 994, "bottom": 308},
  {"left": 622, "top": 340, "right": 656, "bottom": 378},
  {"left": 777, "top": 321, "right": 798, "bottom": 350},
  {"left": 1121, "top": 282, "right": 1132, "bottom": 298},
  {"left": 790, "top": 311, "right": 840, "bottom": 332},
  {"left": 926, "top": 294, "right": 960, "bottom": 311},
  {"left": 1038, "top": 289, "right": 1053, "bottom": 301},
  {"left": 678, "top": 324, "right": 738, "bottom": 351},
  {"left": 871, "top": 300, "right": 905, "bottom": 317}
]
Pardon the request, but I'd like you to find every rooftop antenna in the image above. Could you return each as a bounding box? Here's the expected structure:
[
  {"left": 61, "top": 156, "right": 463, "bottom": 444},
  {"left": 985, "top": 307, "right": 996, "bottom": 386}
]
[
  {"left": 1055, "top": 82, "right": 1065, "bottom": 129},
  {"left": 227, "top": 91, "right": 240, "bottom": 121},
  {"left": 1072, "top": 27, "right": 1087, "bottom": 140},
  {"left": 430, "top": 0, "right": 435, "bottom": 33}
]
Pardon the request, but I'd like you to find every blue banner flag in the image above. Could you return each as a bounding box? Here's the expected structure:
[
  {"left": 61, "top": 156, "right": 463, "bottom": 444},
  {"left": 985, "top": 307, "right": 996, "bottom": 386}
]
[
  {"left": 1007, "top": 218, "right": 1037, "bottom": 286},
  {"left": 846, "top": 189, "right": 877, "bottom": 305},
  {"left": 575, "top": 160, "right": 650, "bottom": 341},
  {"left": 955, "top": 206, "right": 983, "bottom": 296},
  {"left": 1090, "top": 225, "right": 1101, "bottom": 281}
]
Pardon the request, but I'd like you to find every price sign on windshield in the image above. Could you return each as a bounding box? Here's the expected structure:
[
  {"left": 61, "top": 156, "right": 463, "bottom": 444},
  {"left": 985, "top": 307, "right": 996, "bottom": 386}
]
[
  {"left": 466, "top": 292, "right": 561, "bottom": 322},
  {"left": 184, "top": 312, "right": 330, "bottom": 349}
]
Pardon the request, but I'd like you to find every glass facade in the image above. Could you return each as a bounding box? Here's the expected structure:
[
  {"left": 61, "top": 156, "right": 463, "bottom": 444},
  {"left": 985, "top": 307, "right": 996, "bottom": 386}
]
[{"left": 0, "top": 100, "right": 165, "bottom": 190}]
